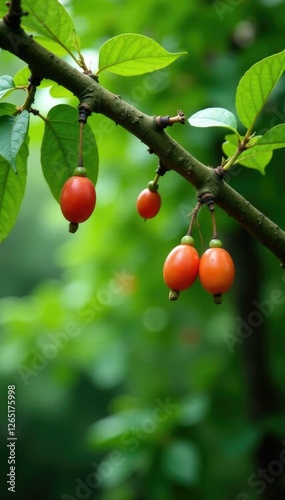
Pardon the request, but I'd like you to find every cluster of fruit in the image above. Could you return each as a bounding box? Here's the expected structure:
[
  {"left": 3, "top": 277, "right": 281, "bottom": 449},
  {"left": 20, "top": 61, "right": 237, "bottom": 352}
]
[
  {"left": 163, "top": 236, "right": 235, "bottom": 304},
  {"left": 58, "top": 108, "right": 234, "bottom": 303},
  {"left": 136, "top": 177, "right": 235, "bottom": 304}
]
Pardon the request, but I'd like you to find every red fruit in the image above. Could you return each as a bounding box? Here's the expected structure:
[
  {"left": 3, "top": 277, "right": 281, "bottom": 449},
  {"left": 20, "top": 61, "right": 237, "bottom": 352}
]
[
  {"left": 199, "top": 247, "right": 235, "bottom": 295},
  {"left": 163, "top": 244, "right": 200, "bottom": 291},
  {"left": 60, "top": 176, "right": 96, "bottom": 223},
  {"left": 136, "top": 188, "right": 161, "bottom": 219}
]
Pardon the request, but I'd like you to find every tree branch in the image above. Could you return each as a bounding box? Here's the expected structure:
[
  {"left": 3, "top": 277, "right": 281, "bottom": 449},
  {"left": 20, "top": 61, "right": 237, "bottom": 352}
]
[
  {"left": 4, "top": 0, "right": 27, "bottom": 29},
  {"left": 0, "top": 19, "right": 285, "bottom": 264}
]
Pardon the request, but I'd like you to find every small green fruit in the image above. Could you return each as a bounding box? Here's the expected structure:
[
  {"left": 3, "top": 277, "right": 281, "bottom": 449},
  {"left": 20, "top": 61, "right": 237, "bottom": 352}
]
[
  {"left": 209, "top": 238, "right": 223, "bottom": 248},
  {"left": 147, "top": 180, "right": 159, "bottom": 192},
  {"left": 181, "top": 235, "right": 195, "bottom": 246},
  {"left": 73, "top": 166, "right": 87, "bottom": 177}
]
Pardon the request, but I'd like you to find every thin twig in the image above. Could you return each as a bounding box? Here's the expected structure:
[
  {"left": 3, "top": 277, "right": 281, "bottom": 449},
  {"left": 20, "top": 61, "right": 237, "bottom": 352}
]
[{"left": 187, "top": 201, "right": 202, "bottom": 236}]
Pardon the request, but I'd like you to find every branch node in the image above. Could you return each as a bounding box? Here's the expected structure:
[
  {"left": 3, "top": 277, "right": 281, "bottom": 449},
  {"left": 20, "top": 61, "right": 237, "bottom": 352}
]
[
  {"left": 155, "top": 115, "right": 170, "bottom": 129},
  {"left": 154, "top": 110, "right": 185, "bottom": 130},
  {"left": 4, "top": 1, "right": 28, "bottom": 29},
  {"left": 198, "top": 192, "right": 215, "bottom": 211},
  {"left": 28, "top": 72, "right": 42, "bottom": 88},
  {"left": 155, "top": 160, "right": 169, "bottom": 176},
  {"left": 85, "top": 72, "right": 99, "bottom": 83},
  {"left": 213, "top": 165, "right": 226, "bottom": 180},
  {"left": 30, "top": 108, "right": 40, "bottom": 116},
  {"left": 78, "top": 103, "right": 91, "bottom": 123}
]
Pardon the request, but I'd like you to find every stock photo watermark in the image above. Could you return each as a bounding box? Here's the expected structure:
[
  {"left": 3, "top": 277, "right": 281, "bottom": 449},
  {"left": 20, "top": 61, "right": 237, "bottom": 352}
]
[
  {"left": 61, "top": 397, "right": 180, "bottom": 500},
  {"left": 6, "top": 384, "right": 17, "bottom": 494},
  {"left": 17, "top": 268, "right": 135, "bottom": 385},
  {"left": 223, "top": 273, "right": 285, "bottom": 353},
  {"left": 236, "top": 439, "right": 285, "bottom": 499},
  {"left": 213, "top": 0, "right": 245, "bottom": 21}
]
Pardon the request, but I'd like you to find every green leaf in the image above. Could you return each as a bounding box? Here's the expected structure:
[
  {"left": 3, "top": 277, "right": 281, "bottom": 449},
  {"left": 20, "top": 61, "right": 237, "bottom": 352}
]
[
  {"left": 0, "top": 136, "right": 28, "bottom": 242},
  {"left": 87, "top": 405, "right": 176, "bottom": 450},
  {"left": 224, "top": 133, "right": 241, "bottom": 146},
  {"left": 100, "top": 449, "right": 148, "bottom": 489},
  {"left": 235, "top": 50, "right": 285, "bottom": 130},
  {"left": 220, "top": 425, "right": 260, "bottom": 459},
  {"left": 188, "top": 107, "right": 238, "bottom": 134},
  {"left": 0, "top": 103, "right": 17, "bottom": 117},
  {"left": 178, "top": 394, "right": 209, "bottom": 426},
  {"left": 0, "top": 112, "right": 30, "bottom": 172},
  {"left": 97, "top": 33, "right": 187, "bottom": 76},
  {"left": 87, "top": 411, "right": 145, "bottom": 449},
  {"left": 20, "top": 0, "right": 81, "bottom": 58},
  {"left": 11, "top": 68, "right": 29, "bottom": 87},
  {"left": 161, "top": 440, "right": 201, "bottom": 486},
  {"left": 14, "top": 65, "right": 70, "bottom": 94},
  {"left": 13, "top": 66, "right": 54, "bottom": 89},
  {"left": 222, "top": 138, "right": 272, "bottom": 174},
  {"left": 254, "top": 124, "right": 285, "bottom": 149},
  {"left": 33, "top": 36, "right": 72, "bottom": 57},
  {"left": 224, "top": 133, "right": 262, "bottom": 147},
  {"left": 49, "top": 85, "right": 74, "bottom": 99},
  {"left": 237, "top": 148, "right": 272, "bottom": 174},
  {"left": 41, "top": 104, "right": 99, "bottom": 201},
  {"left": 0, "top": 75, "right": 15, "bottom": 100}
]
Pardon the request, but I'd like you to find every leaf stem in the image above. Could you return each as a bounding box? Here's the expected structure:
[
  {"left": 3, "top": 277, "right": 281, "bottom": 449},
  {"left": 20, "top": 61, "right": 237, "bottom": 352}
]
[{"left": 222, "top": 133, "right": 251, "bottom": 171}]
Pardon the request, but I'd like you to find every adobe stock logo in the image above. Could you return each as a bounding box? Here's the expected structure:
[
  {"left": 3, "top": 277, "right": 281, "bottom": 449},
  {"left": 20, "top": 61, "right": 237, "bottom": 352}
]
[
  {"left": 17, "top": 321, "right": 81, "bottom": 385},
  {"left": 213, "top": 0, "right": 245, "bottom": 21},
  {"left": 223, "top": 274, "right": 285, "bottom": 354},
  {"left": 236, "top": 440, "right": 285, "bottom": 499},
  {"left": 17, "top": 268, "right": 135, "bottom": 385},
  {"left": 120, "top": 396, "right": 179, "bottom": 453},
  {"left": 61, "top": 397, "right": 179, "bottom": 500}
]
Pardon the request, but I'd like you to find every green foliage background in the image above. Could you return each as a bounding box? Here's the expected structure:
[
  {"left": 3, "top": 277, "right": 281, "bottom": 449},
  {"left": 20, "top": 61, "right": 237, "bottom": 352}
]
[{"left": 1, "top": 1, "right": 285, "bottom": 499}]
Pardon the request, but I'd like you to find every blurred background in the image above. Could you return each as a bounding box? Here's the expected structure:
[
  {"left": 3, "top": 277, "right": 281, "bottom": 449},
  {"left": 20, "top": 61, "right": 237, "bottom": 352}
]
[{"left": 1, "top": 0, "right": 285, "bottom": 499}]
